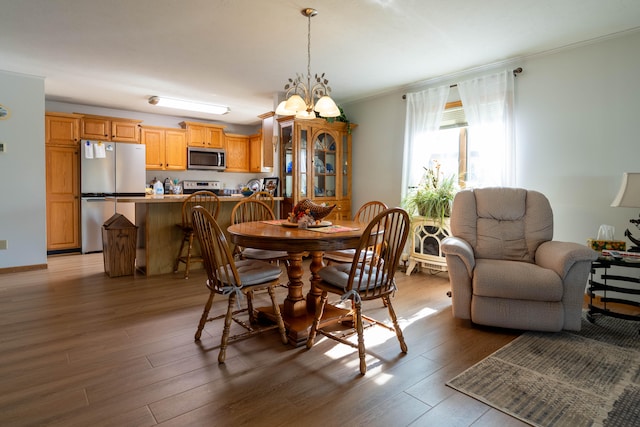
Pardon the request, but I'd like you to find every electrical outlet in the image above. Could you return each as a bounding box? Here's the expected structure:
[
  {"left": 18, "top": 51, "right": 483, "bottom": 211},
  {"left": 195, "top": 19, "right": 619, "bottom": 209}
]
[{"left": 0, "top": 240, "right": 7, "bottom": 250}]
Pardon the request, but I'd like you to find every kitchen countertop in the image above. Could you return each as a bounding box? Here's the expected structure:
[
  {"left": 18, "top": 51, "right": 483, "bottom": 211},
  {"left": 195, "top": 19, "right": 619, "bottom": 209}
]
[{"left": 108, "top": 195, "right": 283, "bottom": 203}]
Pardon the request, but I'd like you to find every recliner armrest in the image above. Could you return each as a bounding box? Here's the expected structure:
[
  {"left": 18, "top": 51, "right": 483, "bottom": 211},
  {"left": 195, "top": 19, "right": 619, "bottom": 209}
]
[
  {"left": 442, "top": 236, "right": 475, "bottom": 275},
  {"left": 535, "top": 241, "right": 599, "bottom": 279}
]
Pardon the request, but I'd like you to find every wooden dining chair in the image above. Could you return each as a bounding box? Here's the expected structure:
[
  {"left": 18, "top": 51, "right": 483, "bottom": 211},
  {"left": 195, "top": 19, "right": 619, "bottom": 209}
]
[
  {"left": 174, "top": 190, "right": 220, "bottom": 278},
  {"left": 230, "top": 199, "right": 289, "bottom": 264},
  {"left": 248, "top": 191, "right": 275, "bottom": 210},
  {"left": 191, "top": 206, "right": 288, "bottom": 363},
  {"left": 306, "top": 207, "right": 410, "bottom": 375},
  {"left": 323, "top": 201, "right": 388, "bottom": 264}
]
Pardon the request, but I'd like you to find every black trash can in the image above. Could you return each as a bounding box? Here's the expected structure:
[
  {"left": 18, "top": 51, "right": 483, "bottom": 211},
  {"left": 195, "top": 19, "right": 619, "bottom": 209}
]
[{"left": 102, "top": 213, "right": 138, "bottom": 277}]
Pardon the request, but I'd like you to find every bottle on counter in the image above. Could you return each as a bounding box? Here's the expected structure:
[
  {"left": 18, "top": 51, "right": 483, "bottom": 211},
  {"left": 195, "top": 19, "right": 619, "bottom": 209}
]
[
  {"left": 153, "top": 179, "right": 164, "bottom": 197},
  {"left": 164, "top": 177, "right": 172, "bottom": 194}
]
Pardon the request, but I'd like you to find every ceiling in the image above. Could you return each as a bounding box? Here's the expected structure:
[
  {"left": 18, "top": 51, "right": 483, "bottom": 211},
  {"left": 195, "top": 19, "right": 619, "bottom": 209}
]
[{"left": 2, "top": 0, "right": 640, "bottom": 126}]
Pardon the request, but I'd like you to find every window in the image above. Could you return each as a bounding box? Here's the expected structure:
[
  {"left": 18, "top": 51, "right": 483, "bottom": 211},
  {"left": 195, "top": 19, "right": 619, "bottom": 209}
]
[
  {"left": 428, "top": 101, "right": 507, "bottom": 189},
  {"left": 403, "top": 69, "right": 515, "bottom": 195}
]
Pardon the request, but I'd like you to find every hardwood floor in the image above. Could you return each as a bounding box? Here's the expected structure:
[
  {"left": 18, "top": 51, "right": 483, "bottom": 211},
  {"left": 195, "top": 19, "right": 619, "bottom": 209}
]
[{"left": 0, "top": 254, "right": 525, "bottom": 427}]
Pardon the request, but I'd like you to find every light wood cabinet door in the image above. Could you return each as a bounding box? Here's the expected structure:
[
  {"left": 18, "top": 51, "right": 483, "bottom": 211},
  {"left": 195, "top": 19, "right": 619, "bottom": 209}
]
[
  {"left": 46, "top": 114, "right": 80, "bottom": 146},
  {"left": 205, "top": 127, "right": 224, "bottom": 148},
  {"left": 111, "top": 120, "right": 140, "bottom": 143},
  {"left": 46, "top": 145, "right": 80, "bottom": 251},
  {"left": 141, "top": 127, "right": 186, "bottom": 171},
  {"left": 259, "top": 111, "right": 275, "bottom": 170},
  {"left": 142, "top": 127, "right": 165, "bottom": 169},
  {"left": 80, "top": 115, "right": 141, "bottom": 142},
  {"left": 186, "top": 125, "right": 206, "bottom": 147},
  {"left": 225, "top": 135, "right": 250, "bottom": 172},
  {"left": 164, "top": 129, "right": 187, "bottom": 170},
  {"left": 180, "top": 121, "right": 226, "bottom": 148},
  {"left": 81, "top": 117, "right": 110, "bottom": 140},
  {"left": 249, "top": 133, "right": 262, "bottom": 172}
]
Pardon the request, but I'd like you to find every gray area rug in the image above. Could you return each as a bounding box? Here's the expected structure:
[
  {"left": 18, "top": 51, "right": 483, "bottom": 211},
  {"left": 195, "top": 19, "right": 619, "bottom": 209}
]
[{"left": 447, "top": 313, "right": 639, "bottom": 427}]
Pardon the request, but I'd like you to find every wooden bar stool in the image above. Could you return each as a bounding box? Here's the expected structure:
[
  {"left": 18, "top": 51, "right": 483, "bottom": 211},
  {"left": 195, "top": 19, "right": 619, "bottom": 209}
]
[{"left": 174, "top": 191, "right": 220, "bottom": 278}]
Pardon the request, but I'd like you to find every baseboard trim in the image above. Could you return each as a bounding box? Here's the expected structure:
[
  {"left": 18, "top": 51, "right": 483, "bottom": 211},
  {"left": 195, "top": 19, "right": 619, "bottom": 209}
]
[{"left": 0, "top": 263, "right": 48, "bottom": 274}]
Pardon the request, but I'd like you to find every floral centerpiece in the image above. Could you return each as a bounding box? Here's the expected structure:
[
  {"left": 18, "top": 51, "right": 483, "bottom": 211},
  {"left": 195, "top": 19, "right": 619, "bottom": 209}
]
[
  {"left": 402, "top": 161, "right": 458, "bottom": 225},
  {"left": 288, "top": 199, "right": 336, "bottom": 227}
]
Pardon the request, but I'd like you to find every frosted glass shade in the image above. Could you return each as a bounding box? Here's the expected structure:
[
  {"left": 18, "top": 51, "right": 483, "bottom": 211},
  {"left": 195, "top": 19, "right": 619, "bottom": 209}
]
[
  {"left": 295, "top": 110, "right": 316, "bottom": 119},
  {"left": 284, "top": 95, "right": 307, "bottom": 113},
  {"left": 314, "top": 96, "right": 339, "bottom": 117},
  {"left": 275, "top": 101, "right": 295, "bottom": 116}
]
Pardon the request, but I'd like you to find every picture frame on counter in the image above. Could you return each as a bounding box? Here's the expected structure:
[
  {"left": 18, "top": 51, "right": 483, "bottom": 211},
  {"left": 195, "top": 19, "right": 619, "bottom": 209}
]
[{"left": 263, "top": 177, "right": 279, "bottom": 197}]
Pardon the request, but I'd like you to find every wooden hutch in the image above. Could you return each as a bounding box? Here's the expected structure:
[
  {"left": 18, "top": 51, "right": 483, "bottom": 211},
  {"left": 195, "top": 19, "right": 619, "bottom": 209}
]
[{"left": 278, "top": 117, "right": 355, "bottom": 220}]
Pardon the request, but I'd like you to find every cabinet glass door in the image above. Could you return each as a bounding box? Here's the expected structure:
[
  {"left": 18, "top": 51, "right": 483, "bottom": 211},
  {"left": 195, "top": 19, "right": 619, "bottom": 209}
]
[
  {"left": 312, "top": 132, "right": 336, "bottom": 198},
  {"left": 298, "top": 129, "right": 307, "bottom": 199},
  {"left": 282, "top": 125, "right": 293, "bottom": 198},
  {"left": 341, "top": 134, "right": 348, "bottom": 197}
]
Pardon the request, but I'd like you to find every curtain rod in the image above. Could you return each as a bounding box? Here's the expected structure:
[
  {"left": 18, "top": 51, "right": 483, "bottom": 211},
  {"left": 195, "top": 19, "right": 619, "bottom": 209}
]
[{"left": 401, "top": 67, "right": 522, "bottom": 100}]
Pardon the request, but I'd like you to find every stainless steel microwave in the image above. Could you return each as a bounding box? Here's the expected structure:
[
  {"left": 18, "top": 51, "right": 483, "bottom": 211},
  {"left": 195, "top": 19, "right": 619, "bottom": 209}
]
[{"left": 187, "top": 147, "right": 226, "bottom": 171}]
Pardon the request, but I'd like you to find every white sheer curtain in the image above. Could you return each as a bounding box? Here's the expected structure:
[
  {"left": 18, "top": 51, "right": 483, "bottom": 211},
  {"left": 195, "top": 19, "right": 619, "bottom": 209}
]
[
  {"left": 401, "top": 85, "right": 450, "bottom": 196},
  {"left": 457, "top": 69, "right": 515, "bottom": 187}
]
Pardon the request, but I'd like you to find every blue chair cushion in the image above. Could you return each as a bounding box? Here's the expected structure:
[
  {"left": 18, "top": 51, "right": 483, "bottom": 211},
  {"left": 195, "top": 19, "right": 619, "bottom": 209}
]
[
  {"left": 219, "top": 259, "right": 281, "bottom": 286},
  {"left": 241, "top": 248, "right": 289, "bottom": 260},
  {"left": 318, "top": 263, "right": 386, "bottom": 292}
]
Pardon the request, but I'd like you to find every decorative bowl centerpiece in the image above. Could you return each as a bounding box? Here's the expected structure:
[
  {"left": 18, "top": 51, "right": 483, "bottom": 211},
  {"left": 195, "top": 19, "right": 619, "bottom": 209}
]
[
  {"left": 288, "top": 199, "right": 335, "bottom": 227},
  {"left": 241, "top": 187, "right": 254, "bottom": 197}
]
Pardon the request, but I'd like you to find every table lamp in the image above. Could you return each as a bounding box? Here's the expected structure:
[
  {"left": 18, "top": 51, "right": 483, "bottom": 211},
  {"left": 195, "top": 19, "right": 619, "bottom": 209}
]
[{"left": 611, "top": 172, "right": 640, "bottom": 252}]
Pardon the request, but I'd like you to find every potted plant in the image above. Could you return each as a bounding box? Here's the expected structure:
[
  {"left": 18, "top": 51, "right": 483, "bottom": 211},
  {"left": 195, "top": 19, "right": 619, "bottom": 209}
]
[
  {"left": 402, "top": 161, "right": 457, "bottom": 225},
  {"left": 402, "top": 161, "right": 458, "bottom": 275}
]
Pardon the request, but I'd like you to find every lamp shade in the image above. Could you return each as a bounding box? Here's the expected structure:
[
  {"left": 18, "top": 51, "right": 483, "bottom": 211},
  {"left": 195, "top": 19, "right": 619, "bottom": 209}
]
[
  {"left": 284, "top": 95, "right": 307, "bottom": 113},
  {"left": 295, "top": 110, "right": 316, "bottom": 120},
  {"left": 314, "top": 96, "right": 340, "bottom": 117},
  {"left": 611, "top": 172, "right": 640, "bottom": 207},
  {"left": 275, "top": 101, "right": 295, "bottom": 116}
]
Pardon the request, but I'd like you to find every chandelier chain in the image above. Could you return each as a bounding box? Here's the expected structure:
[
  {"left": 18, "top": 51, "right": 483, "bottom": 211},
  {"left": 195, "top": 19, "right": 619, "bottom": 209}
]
[{"left": 307, "top": 12, "right": 311, "bottom": 82}]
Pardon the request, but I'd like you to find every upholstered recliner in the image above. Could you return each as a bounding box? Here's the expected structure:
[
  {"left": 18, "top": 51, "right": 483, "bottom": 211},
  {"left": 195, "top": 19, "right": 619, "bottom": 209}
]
[{"left": 441, "top": 187, "right": 598, "bottom": 332}]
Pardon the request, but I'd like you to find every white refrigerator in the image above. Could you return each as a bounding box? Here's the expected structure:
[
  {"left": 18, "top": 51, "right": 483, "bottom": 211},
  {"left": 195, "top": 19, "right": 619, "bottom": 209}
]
[{"left": 80, "top": 141, "right": 146, "bottom": 253}]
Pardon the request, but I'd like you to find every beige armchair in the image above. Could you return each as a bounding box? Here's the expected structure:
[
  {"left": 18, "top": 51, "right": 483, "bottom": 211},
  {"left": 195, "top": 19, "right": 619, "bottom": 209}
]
[{"left": 441, "top": 187, "right": 598, "bottom": 332}]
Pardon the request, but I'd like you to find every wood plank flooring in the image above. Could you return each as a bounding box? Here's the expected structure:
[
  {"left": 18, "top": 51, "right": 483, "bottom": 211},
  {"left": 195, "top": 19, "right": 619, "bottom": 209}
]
[{"left": 0, "top": 254, "right": 526, "bottom": 427}]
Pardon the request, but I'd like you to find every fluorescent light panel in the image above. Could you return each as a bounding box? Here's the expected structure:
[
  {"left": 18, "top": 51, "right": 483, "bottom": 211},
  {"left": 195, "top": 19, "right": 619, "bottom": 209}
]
[{"left": 149, "top": 96, "right": 229, "bottom": 115}]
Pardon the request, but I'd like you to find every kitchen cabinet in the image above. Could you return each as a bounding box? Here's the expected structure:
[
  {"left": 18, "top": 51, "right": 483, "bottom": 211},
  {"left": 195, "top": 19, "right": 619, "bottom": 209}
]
[
  {"left": 141, "top": 126, "right": 186, "bottom": 171},
  {"left": 45, "top": 112, "right": 81, "bottom": 252},
  {"left": 251, "top": 111, "right": 275, "bottom": 173},
  {"left": 278, "top": 117, "right": 355, "bottom": 220},
  {"left": 225, "top": 134, "right": 250, "bottom": 172},
  {"left": 79, "top": 114, "right": 142, "bottom": 143},
  {"left": 249, "top": 133, "right": 263, "bottom": 172},
  {"left": 46, "top": 112, "right": 81, "bottom": 146},
  {"left": 180, "top": 121, "right": 225, "bottom": 148}
]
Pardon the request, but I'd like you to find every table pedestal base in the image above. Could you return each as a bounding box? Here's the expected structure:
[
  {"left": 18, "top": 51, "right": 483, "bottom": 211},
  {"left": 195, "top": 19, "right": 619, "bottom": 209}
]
[{"left": 257, "top": 304, "right": 348, "bottom": 347}]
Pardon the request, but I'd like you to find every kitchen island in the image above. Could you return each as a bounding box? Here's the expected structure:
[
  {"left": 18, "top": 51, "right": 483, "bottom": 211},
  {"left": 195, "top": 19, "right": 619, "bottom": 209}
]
[{"left": 109, "top": 195, "right": 283, "bottom": 276}]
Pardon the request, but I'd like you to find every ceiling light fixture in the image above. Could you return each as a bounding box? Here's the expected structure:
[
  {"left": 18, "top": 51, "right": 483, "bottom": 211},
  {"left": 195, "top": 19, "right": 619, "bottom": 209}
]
[
  {"left": 275, "top": 8, "right": 340, "bottom": 119},
  {"left": 148, "top": 96, "right": 230, "bottom": 115}
]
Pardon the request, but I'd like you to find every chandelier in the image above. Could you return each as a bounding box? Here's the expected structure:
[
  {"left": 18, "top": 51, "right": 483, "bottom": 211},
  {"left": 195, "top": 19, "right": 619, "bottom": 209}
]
[{"left": 275, "top": 8, "right": 340, "bottom": 119}]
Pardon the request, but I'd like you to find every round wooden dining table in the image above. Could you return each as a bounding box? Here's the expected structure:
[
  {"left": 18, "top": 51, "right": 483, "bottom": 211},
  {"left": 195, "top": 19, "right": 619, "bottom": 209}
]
[{"left": 227, "top": 219, "right": 365, "bottom": 345}]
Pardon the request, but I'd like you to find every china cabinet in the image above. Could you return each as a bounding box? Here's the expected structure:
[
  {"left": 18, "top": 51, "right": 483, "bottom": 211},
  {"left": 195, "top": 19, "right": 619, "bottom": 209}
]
[{"left": 278, "top": 117, "right": 354, "bottom": 220}]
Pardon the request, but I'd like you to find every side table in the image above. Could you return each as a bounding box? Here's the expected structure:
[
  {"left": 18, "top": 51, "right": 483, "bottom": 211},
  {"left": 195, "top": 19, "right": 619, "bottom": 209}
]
[{"left": 588, "top": 257, "right": 640, "bottom": 324}]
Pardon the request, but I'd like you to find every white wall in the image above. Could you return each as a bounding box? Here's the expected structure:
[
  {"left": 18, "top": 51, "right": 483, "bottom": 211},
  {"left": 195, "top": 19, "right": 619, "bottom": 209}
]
[
  {"left": 0, "top": 71, "right": 46, "bottom": 269},
  {"left": 344, "top": 29, "right": 640, "bottom": 245}
]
